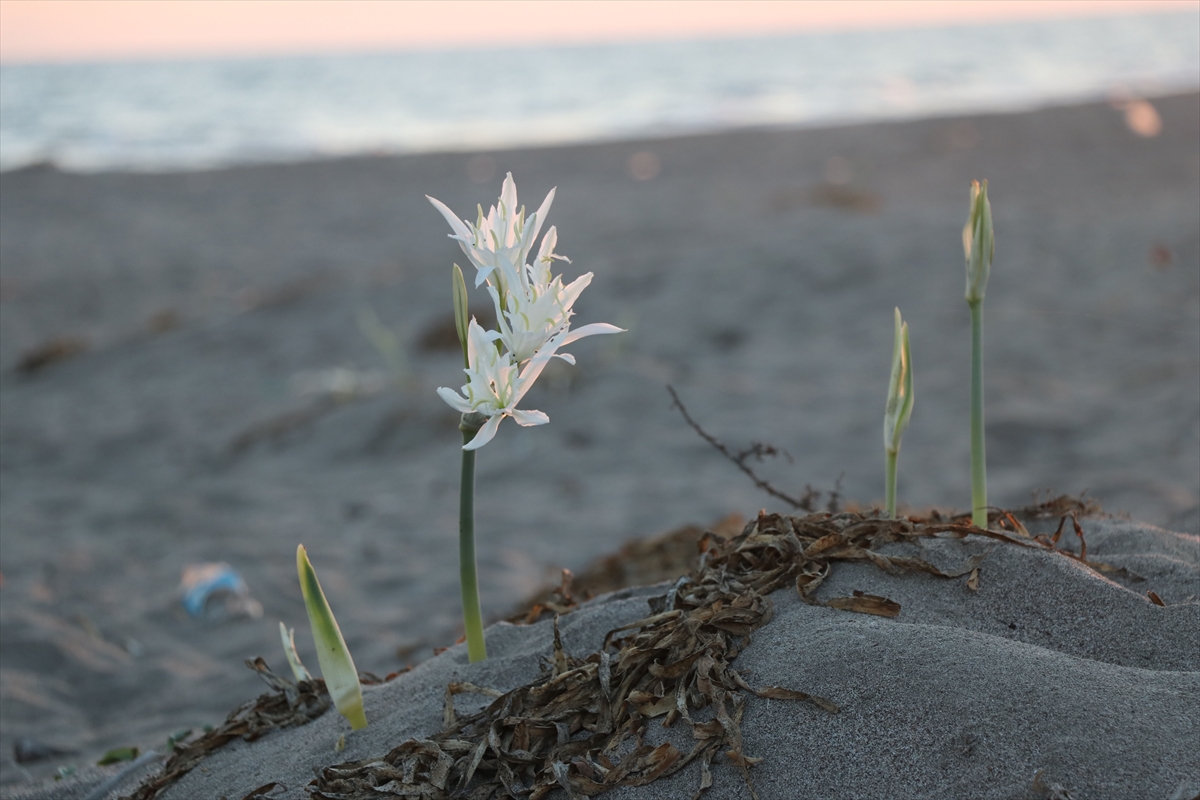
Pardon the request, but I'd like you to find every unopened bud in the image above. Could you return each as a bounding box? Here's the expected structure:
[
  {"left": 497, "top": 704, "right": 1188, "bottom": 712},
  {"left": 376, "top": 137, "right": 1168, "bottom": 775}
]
[
  {"left": 963, "top": 179, "right": 994, "bottom": 303},
  {"left": 883, "top": 307, "right": 914, "bottom": 455},
  {"left": 452, "top": 263, "right": 470, "bottom": 369}
]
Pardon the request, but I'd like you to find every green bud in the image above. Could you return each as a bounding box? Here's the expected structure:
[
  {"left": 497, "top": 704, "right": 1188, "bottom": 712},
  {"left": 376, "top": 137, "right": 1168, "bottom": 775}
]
[
  {"left": 452, "top": 263, "right": 470, "bottom": 370},
  {"left": 884, "top": 307, "right": 914, "bottom": 455},
  {"left": 963, "top": 179, "right": 994, "bottom": 303}
]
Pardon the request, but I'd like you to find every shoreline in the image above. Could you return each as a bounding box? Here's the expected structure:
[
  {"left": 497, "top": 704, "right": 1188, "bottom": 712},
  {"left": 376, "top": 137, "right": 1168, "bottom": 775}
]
[{"left": 3, "top": 88, "right": 1197, "bottom": 178}]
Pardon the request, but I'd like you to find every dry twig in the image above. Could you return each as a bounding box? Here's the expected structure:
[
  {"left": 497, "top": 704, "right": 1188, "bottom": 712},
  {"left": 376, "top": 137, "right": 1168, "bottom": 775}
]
[{"left": 666, "top": 386, "right": 812, "bottom": 511}]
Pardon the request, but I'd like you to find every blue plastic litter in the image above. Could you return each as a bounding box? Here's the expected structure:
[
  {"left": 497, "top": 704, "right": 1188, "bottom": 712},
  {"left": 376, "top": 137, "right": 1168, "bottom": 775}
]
[{"left": 180, "top": 563, "right": 262, "bottom": 620}]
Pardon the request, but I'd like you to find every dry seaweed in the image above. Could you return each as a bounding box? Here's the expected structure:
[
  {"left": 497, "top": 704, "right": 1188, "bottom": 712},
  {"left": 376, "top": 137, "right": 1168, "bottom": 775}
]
[
  {"left": 240, "top": 782, "right": 287, "bottom": 800},
  {"left": 1015, "top": 493, "right": 1104, "bottom": 520},
  {"left": 509, "top": 515, "right": 745, "bottom": 626},
  {"left": 16, "top": 335, "right": 88, "bottom": 374},
  {"left": 313, "top": 508, "right": 1125, "bottom": 800},
  {"left": 826, "top": 591, "right": 901, "bottom": 618},
  {"left": 123, "top": 659, "right": 331, "bottom": 800},
  {"left": 132, "top": 505, "right": 1129, "bottom": 800}
]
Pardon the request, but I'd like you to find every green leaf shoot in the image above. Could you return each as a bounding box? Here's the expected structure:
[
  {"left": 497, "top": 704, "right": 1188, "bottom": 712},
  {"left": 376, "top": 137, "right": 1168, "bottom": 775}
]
[{"left": 296, "top": 545, "right": 366, "bottom": 730}]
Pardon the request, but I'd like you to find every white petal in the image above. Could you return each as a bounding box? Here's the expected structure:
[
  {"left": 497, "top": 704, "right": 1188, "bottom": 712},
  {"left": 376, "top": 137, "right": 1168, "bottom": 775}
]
[
  {"left": 511, "top": 329, "right": 569, "bottom": 406},
  {"left": 465, "top": 318, "right": 490, "bottom": 362},
  {"left": 493, "top": 255, "right": 524, "bottom": 296},
  {"left": 436, "top": 386, "right": 474, "bottom": 414},
  {"left": 556, "top": 272, "right": 593, "bottom": 314},
  {"left": 553, "top": 352, "right": 576, "bottom": 365},
  {"left": 427, "top": 196, "right": 473, "bottom": 243},
  {"left": 511, "top": 409, "right": 549, "bottom": 427},
  {"left": 499, "top": 173, "right": 518, "bottom": 219},
  {"left": 528, "top": 186, "right": 556, "bottom": 246},
  {"left": 536, "top": 226, "right": 558, "bottom": 263},
  {"left": 560, "top": 322, "right": 625, "bottom": 346},
  {"left": 463, "top": 414, "right": 503, "bottom": 450},
  {"left": 472, "top": 263, "right": 496, "bottom": 288}
]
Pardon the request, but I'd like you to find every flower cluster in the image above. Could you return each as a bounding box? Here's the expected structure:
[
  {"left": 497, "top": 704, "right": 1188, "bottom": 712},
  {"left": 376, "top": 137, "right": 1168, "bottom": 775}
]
[{"left": 429, "top": 174, "right": 621, "bottom": 449}]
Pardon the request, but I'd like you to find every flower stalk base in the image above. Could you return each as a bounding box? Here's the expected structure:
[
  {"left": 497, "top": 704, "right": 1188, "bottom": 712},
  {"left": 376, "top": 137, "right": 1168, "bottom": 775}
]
[
  {"left": 885, "top": 448, "right": 899, "bottom": 519},
  {"left": 969, "top": 300, "right": 988, "bottom": 528},
  {"left": 459, "top": 415, "right": 487, "bottom": 662}
]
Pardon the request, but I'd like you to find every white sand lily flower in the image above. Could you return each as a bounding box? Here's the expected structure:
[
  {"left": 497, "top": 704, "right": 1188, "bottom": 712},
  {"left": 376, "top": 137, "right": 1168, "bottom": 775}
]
[
  {"left": 488, "top": 225, "right": 622, "bottom": 364},
  {"left": 431, "top": 173, "right": 625, "bottom": 662},
  {"left": 432, "top": 175, "right": 623, "bottom": 366},
  {"left": 436, "top": 318, "right": 564, "bottom": 450},
  {"left": 427, "top": 172, "right": 555, "bottom": 295}
]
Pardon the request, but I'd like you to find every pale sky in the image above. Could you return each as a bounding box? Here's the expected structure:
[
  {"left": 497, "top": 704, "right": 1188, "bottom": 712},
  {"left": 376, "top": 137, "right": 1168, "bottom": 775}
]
[{"left": 1, "top": 0, "right": 1195, "bottom": 64}]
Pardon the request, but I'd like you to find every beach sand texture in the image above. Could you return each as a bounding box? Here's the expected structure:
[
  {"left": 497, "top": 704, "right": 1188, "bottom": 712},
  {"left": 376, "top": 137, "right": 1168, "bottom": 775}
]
[{"left": 0, "top": 93, "right": 1197, "bottom": 792}]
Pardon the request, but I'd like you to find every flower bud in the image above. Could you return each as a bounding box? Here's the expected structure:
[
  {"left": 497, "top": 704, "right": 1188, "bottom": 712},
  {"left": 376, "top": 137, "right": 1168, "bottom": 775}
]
[
  {"left": 452, "top": 263, "right": 470, "bottom": 369},
  {"left": 883, "top": 307, "right": 914, "bottom": 455},
  {"left": 963, "top": 179, "right": 994, "bottom": 303}
]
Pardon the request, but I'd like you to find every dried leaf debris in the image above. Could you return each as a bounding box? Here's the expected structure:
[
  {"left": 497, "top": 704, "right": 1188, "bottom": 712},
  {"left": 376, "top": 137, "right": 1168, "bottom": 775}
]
[
  {"left": 307, "top": 508, "right": 1125, "bottom": 800},
  {"left": 124, "top": 500, "right": 1123, "bottom": 800}
]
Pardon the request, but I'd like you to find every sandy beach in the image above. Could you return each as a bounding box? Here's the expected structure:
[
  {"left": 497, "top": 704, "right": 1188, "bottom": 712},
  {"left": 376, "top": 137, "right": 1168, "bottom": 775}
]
[{"left": 0, "top": 93, "right": 1197, "bottom": 794}]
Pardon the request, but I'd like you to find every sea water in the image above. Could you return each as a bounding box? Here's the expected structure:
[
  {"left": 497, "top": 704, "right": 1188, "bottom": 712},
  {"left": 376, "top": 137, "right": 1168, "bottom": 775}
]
[{"left": 1, "top": 9, "right": 1197, "bottom": 173}]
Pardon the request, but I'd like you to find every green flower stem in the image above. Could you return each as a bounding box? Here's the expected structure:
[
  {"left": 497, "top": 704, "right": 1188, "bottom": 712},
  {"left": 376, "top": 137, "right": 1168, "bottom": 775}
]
[
  {"left": 885, "top": 448, "right": 899, "bottom": 519},
  {"left": 459, "top": 417, "right": 487, "bottom": 662},
  {"left": 969, "top": 299, "right": 988, "bottom": 528}
]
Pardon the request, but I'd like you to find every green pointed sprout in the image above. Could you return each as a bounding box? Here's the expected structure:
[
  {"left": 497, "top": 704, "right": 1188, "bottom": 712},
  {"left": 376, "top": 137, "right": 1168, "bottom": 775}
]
[
  {"left": 963, "top": 179, "right": 994, "bottom": 528},
  {"left": 278, "top": 622, "right": 311, "bottom": 683},
  {"left": 883, "top": 307, "right": 914, "bottom": 519},
  {"left": 296, "top": 545, "right": 366, "bottom": 730},
  {"left": 356, "top": 307, "right": 412, "bottom": 390}
]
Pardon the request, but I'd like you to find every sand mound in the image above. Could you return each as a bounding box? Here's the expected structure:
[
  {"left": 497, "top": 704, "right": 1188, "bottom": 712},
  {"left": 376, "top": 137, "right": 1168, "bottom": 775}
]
[{"left": 22, "top": 514, "right": 1195, "bottom": 800}]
